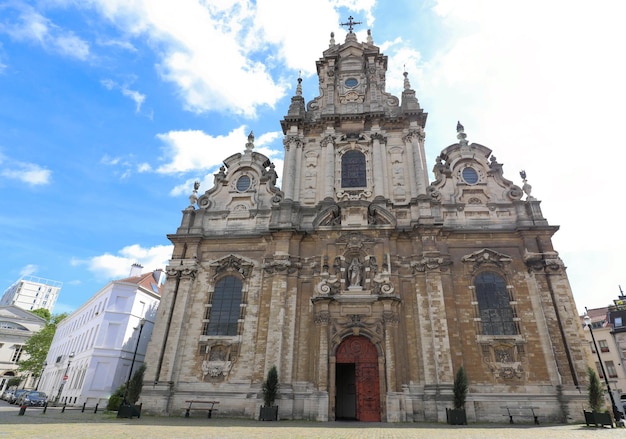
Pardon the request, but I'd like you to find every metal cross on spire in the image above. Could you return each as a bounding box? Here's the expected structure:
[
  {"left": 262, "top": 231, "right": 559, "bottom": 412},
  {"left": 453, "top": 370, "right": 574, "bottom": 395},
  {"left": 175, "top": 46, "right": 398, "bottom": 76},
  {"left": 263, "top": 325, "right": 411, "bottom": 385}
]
[{"left": 340, "top": 16, "right": 362, "bottom": 33}]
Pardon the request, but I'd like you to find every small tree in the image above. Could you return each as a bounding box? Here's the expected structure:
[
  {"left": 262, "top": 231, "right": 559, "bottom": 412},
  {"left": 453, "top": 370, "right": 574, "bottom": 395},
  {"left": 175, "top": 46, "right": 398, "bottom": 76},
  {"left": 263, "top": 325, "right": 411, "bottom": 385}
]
[
  {"left": 107, "top": 385, "right": 125, "bottom": 411},
  {"left": 262, "top": 365, "right": 279, "bottom": 407},
  {"left": 453, "top": 366, "right": 468, "bottom": 409},
  {"left": 587, "top": 367, "right": 605, "bottom": 412},
  {"left": 127, "top": 364, "right": 146, "bottom": 404},
  {"left": 18, "top": 312, "right": 67, "bottom": 379},
  {"left": 7, "top": 377, "right": 22, "bottom": 388}
]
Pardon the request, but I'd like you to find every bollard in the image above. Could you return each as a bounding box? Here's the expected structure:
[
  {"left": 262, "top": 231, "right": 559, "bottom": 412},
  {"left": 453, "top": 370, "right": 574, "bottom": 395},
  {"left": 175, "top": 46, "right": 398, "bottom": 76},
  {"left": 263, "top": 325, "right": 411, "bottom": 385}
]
[
  {"left": 94, "top": 403, "right": 99, "bottom": 414},
  {"left": 18, "top": 405, "right": 27, "bottom": 416},
  {"left": 81, "top": 402, "right": 86, "bottom": 413}
]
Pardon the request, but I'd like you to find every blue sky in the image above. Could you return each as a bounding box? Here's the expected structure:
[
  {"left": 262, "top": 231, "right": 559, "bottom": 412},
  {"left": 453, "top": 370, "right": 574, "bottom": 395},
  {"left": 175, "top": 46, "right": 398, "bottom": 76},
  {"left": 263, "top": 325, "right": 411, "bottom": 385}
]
[{"left": 1, "top": 0, "right": 624, "bottom": 315}]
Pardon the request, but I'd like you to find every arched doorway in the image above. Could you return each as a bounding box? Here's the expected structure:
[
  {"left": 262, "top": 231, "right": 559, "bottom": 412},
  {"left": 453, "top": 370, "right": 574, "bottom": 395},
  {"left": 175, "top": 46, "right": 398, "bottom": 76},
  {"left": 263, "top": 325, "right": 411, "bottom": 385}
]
[{"left": 335, "top": 335, "right": 381, "bottom": 422}]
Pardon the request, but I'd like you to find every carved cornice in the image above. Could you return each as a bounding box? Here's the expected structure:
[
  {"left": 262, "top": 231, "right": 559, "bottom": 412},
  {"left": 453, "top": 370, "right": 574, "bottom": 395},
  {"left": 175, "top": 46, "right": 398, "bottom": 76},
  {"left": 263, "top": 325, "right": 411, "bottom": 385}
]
[
  {"left": 461, "top": 248, "right": 512, "bottom": 274},
  {"left": 523, "top": 250, "right": 565, "bottom": 273},
  {"left": 411, "top": 255, "right": 452, "bottom": 273},
  {"left": 320, "top": 135, "right": 336, "bottom": 148},
  {"left": 283, "top": 135, "right": 303, "bottom": 149},
  {"left": 263, "top": 255, "right": 301, "bottom": 274},
  {"left": 314, "top": 311, "right": 331, "bottom": 325},
  {"left": 210, "top": 255, "right": 254, "bottom": 279},
  {"left": 166, "top": 265, "right": 198, "bottom": 279},
  {"left": 403, "top": 128, "right": 425, "bottom": 144}
]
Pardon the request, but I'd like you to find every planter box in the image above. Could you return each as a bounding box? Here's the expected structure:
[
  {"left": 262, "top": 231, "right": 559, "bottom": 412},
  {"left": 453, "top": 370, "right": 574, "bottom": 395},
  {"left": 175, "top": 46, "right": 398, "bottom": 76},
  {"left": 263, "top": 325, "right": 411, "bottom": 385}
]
[
  {"left": 446, "top": 408, "right": 467, "bottom": 425},
  {"left": 583, "top": 410, "right": 613, "bottom": 428},
  {"left": 259, "top": 406, "right": 278, "bottom": 421},
  {"left": 117, "top": 403, "right": 142, "bottom": 419}
]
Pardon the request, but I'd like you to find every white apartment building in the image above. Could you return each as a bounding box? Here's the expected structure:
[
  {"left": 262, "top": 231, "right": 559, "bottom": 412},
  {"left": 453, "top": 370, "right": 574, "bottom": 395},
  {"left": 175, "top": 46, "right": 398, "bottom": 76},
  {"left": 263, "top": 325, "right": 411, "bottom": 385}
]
[
  {"left": 38, "top": 265, "right": 162, "bottom": 406},
  {"left": 0, "top": 305, "right": 47, "bottom": 393},
  {"left": 0, "top": 275, "right": 62, "bottom": 313},
  {"left": 581, "top": 306, "right": 626, "bottom": 414}
]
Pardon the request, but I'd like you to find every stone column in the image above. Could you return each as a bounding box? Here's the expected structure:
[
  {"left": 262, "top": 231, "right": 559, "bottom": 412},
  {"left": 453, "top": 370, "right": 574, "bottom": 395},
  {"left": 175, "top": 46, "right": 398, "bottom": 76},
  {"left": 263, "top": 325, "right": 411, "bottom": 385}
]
[
  {"left": 409, "top": 127, "right": 428, "bottom": 195},
  {"left": 283, "top": 135, "right": 301, "bottom": 200},
  {"left": 371, "top": 134, "right": 385, "bottom": 198},
  {"left": 321, "top": 135, "right": 335, "bottom": 199},
  {"left": 402, "top": 131, "right": 419, "bottom": 199}
]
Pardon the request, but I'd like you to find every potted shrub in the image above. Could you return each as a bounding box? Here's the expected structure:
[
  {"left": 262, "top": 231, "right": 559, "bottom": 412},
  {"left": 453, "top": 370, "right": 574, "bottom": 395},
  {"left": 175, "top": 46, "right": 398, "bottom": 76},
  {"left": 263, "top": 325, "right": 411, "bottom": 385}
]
[
  {"left": 259, "top": 365, "right": 279, "bottom": 421},
  {"left": 447, "top": 365, "right": 468, "bottom": 425},
  {"left": 584, "top": 367, "right": 613, "bottom": 427}
]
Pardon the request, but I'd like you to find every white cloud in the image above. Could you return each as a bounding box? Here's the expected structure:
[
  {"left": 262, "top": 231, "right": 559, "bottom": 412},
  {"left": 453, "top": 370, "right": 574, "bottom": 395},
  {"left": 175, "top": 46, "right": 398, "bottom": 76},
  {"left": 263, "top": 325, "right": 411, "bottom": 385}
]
[
  {"left": 73, "top": 244, "right": 173, "bottom": 280},
  {"left": 1, "top": 161, "right": 52, "bottom": 186},
  {"left": 155, "top": 126, "right": 250, "bottom": 175},
  {"left": 0, "top": 3, "right": 90, "bottom": 60},
  {"left": 19, "top": 264, "right": 38, "bottom": 277},
  {"left": 100, "top": 79, "right": 146, "bottom": 112}
]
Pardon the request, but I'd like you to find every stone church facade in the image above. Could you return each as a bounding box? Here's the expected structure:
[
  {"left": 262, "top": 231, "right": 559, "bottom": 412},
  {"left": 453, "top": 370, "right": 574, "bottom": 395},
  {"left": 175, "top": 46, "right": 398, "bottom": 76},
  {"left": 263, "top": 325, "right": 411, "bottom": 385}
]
[{"left": 141, "top": 25, "right": 590, "bottom": 423}]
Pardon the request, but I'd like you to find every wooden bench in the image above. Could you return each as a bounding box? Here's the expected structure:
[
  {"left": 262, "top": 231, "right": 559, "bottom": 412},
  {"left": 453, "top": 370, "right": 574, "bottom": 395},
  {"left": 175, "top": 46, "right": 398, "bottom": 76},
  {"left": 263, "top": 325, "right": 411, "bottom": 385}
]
[
  {"left": 184, "top": 400, "right": 219, "bottom": 418},
  {"left": 504, "top": 407, "right": 540, "bottom": 425}
]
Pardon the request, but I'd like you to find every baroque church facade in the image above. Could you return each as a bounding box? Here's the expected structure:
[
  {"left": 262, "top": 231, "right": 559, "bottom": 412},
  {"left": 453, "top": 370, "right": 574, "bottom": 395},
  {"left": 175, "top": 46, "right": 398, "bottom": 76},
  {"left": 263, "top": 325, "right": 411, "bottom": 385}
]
[{"left": 142, "top": 24, "right": 590, "bottom": 422}]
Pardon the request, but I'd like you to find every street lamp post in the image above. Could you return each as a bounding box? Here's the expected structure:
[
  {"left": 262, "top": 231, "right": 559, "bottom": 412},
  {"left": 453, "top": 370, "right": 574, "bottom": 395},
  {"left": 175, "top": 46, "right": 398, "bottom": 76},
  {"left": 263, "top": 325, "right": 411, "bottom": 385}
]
[
  {"left": 584, "top": 312, "right": 621, "bottom": 421},
  {"left": 122, "top": 318, "right": 146, "bottom": 406},
  {"left": 55, "top": 352, "right": 74, "bottom": 404},
  {"left": 35, "top": 361, "right": 47, "bottom": 391}
]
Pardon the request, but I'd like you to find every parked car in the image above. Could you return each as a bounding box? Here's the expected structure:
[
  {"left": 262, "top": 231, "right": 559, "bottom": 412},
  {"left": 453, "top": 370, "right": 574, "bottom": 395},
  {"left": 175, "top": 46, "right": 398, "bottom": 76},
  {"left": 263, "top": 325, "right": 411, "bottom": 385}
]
[
  {"left": 9, "top": 389, "right": 28, "bottom": 404},
  {"left": 16, "top": 391, "right": 47, "bottom": 407},
  {"left": 1, "top": 389, "right": 15, "bottom": 401}
]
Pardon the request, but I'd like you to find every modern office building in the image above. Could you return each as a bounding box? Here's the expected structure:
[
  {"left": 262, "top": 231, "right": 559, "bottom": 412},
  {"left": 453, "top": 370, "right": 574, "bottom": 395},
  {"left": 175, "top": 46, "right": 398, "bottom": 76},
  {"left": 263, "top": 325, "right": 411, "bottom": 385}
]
[{"left": 0, "top": 275, "right": 62, "bottom": 313}]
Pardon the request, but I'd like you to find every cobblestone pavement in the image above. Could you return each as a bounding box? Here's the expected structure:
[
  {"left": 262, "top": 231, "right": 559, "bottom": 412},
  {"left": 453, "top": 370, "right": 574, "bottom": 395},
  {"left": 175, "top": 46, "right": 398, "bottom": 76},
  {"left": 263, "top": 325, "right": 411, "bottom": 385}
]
[{"left": 1, "top": 401, "right": 623, "bottom": 439}]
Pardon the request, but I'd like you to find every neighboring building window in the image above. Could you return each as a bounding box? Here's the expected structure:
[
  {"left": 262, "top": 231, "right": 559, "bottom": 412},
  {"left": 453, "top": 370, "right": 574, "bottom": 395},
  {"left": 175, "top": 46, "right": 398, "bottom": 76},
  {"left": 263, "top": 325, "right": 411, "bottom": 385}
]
[
  {"left": 615, "top": 316, "right": 623, "bottom": 327},
  {"left": 341, "top": 150, "right": 366, "bottom": 188},
  {"left": 206, "top": 276, "right": 243, "bottom": 336},
  {"left": 596, "top": 363, "right": 604, "bottom": 379},
  {"left": 11, "top": 345, "right": 24, "bottom": 363},
  {"left": 474, "top": 271, "right": 517, "bottom": 335},
  {"left": 589, "top": 342, "right": 596, "bottom": 354},
  {"left": 599, "top": 339, "right": 609, "bottom": 352},
  {"left": 606, "top": 361, "right": 618, "bottom": 378}
]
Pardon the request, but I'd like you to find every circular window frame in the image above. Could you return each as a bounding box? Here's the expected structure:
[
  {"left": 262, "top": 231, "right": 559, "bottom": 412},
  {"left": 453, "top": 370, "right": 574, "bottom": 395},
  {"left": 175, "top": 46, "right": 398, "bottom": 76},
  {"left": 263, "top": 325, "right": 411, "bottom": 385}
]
[
  {"left": 236, "top": 175, "right": 251, "bottom": 192},
  {"left": 345, "top": 77, "right": 358, "bottom": 88},
  {"left": 461, "top": 167, "right": 479, "bottom": 185}
]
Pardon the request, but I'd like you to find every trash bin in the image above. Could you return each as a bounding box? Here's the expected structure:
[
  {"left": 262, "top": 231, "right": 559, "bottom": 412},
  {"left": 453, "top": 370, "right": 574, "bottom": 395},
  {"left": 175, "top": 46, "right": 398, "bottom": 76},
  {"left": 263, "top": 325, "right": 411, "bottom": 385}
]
[{"left": 18, "top": 405, "right": 27, "bottom": 416}]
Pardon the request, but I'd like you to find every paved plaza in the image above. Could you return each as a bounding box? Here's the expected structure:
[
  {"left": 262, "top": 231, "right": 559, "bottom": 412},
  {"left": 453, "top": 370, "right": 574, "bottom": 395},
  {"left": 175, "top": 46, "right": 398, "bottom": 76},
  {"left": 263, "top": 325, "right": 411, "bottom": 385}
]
[{"left": 0, "top": 401, "right": 623, "bottom": 439}]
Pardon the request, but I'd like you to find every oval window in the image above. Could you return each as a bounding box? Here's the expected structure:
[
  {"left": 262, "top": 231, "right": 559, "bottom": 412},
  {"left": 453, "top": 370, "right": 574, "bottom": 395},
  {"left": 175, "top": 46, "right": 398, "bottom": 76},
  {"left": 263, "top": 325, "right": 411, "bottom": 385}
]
[
  {"left": 345, "top": 78, "right": 358, "bottom": 88},
  {"left": 236, "top": 175, "right": 251, "bottom": 192},
  {"left": 462, "top": 167, "right": 479, "bottom": 184}
]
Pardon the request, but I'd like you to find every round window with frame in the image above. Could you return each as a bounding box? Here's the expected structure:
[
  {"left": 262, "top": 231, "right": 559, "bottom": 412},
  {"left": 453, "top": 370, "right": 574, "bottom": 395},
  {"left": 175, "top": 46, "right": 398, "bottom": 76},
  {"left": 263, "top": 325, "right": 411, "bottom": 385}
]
[
  {"left": 461, "top": 167, "right": 479, "bottom": 185},
  {"left": 236, "top": 175, "right": 251, "bottom": 192}
]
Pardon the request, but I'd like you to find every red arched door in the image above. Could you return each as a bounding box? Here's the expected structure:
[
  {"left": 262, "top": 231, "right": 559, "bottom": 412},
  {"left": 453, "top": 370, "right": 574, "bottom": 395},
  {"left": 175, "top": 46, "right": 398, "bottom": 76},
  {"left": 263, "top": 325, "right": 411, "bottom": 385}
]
[{"left": 336, "top": 335, "right": 381, "bottom": 422}]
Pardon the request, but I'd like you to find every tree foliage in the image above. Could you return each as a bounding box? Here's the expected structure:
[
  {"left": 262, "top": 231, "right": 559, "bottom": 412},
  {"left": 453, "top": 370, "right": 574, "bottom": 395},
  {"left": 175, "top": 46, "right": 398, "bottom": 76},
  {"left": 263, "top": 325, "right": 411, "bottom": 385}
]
[
  {"left": 18, "top": 312, "right": 67, "bottom": 377},
  {"left": 262, "top": 365, "right": 279, "bottom": 407},
  {"left": 128, "top": 363, "right": 146, "bottom": 404},
  {"left": 453, "top": 365, "right": 468, "bottom": 409},
  {"left": 587, "top": 366, "right": 605, "bottom": 412},
  {"left": 107, "top": 364, "right": 147, "bottom": 410}
]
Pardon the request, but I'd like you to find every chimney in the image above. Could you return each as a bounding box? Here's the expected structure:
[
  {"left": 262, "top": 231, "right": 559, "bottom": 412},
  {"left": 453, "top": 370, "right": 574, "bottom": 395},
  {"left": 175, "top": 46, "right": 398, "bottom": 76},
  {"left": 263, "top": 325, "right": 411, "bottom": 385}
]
[{"left": 129, "top": 263, "right": 143, "bottom": 277}]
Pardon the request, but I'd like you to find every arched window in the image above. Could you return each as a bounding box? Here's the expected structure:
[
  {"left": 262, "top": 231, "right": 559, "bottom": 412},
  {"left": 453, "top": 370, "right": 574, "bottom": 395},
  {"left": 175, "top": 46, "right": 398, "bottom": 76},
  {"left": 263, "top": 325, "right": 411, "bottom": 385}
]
[
  {"left": 475, "top": 271, "right": 517, "bottom": 335},
  {"left": 207, "top": 276, "right": 243, "bottom": 336},
  {"left": 341, "top": 150, "right": 366, "bottom": 188}
]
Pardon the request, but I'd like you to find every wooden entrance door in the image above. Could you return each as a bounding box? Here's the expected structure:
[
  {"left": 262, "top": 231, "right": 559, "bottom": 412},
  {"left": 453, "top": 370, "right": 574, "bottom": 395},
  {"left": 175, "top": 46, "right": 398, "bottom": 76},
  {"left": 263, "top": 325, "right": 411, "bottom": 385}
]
[{"left": 336, "top": 335, "right": 381, "bottom": 422}]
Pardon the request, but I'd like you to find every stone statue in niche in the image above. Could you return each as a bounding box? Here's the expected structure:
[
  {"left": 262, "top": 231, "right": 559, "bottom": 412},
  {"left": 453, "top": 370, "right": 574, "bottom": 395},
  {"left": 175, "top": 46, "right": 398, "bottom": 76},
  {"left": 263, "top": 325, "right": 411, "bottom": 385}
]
[{"left": 347, "top": 258, "right": 363, "bottom": 287}]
